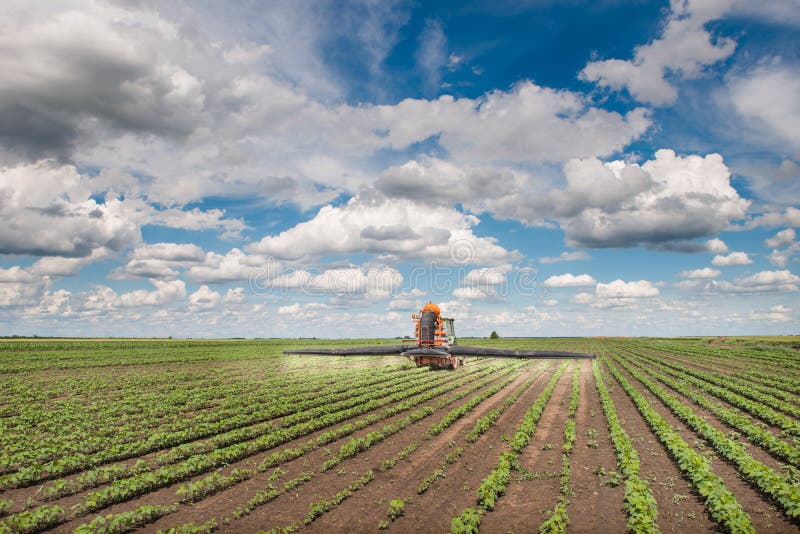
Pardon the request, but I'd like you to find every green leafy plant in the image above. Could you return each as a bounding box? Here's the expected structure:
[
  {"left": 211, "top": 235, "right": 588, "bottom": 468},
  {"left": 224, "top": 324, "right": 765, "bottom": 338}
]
[
  {"left": 450, "top": 508, "right": 482, "bottom": 534},
  {"left": 387, "top": 499, "right": 405, "bottom": 521}
]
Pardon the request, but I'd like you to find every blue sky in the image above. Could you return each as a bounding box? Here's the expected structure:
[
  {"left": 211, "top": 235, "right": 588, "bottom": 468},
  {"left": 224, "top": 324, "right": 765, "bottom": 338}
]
[{"left": 0, "top": 0, "right": 798, "bottom": 337}]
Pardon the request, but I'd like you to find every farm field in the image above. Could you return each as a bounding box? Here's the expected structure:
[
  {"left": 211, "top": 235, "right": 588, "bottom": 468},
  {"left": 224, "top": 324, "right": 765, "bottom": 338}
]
[{"left": 1, "top": 337, "right": 799, "bottom": 533}]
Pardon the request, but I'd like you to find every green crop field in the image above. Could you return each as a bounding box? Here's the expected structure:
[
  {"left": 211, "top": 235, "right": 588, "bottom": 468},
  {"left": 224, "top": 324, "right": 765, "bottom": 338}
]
[{"left": 1, "top": 337, "right": 799, "bottom": 533}]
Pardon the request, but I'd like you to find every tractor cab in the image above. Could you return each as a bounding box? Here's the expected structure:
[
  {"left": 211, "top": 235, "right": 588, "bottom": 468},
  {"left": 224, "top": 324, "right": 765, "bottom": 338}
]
[{"left": 441, "top": 316, "right": 455, "bottom": 346}]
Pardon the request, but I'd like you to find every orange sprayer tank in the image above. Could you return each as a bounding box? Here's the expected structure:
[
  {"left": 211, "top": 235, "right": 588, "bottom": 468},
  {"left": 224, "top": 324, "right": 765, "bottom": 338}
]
[{"left": 412, "top": 302, "right": 450, "bottom": 348}]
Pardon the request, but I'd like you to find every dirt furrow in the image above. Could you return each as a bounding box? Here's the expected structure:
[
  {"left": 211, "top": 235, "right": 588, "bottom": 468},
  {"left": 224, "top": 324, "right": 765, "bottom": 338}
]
[
  {"left": 566, "top": 358, "right": 627, "bottom": 533},
  {"left": 53, "top": 366, "right": 492, "bottom": 533},
  {"left": 137, "top": 363, "right": 514, "bottom": 532},
  {"left": 477, "top": 362, "right": 574, "bottom": 534},
  {"left": 305, "top": 363, "right": 552, "bottom": 533}
]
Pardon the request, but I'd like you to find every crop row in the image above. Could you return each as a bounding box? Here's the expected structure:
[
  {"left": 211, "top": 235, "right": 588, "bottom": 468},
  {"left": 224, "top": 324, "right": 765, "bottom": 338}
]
[
  {"left": 465, "top": 368, "right": 547, "bottom": 444},
  {"left": 260, "top": 362, "right": 536, "bottom": 532},
  {"left": 320, "top": 364, "right": 526, "bottom": 472},
  {"left": 602, "top": 356, "right": 756, "bottom": 533},
  {"left": 0, "top": 371, "right": 230, "bottom": 424},
  {"left": 592, "top": 360, "right": 659, "bottom": 533},
  {"left": 0, "top": 363, "right": 394, "bottom": 460},
  {"left": 0, "top": 340, "right": 380, "bottom": 372},
  {"left": 219, "top": 361, "right": 529, "bottom": 531},
  {"left": 1, "top": 365, "right": 420, "bottom": 478},
  {"left": 72, "top": 504, "right": 179, "bottom": 534},
  {"left": 625, "top": 341, "right": 799, "bottom": 382},
  {"left": 425, "top": 371, "right": 525, "bottom": 438},
  {"left": 0, "top": 357, "right": 411, "bottom": 441},
  {"left": 635, "top": 347, "right": 800, "bottom": 405},
  {"left": 685, "top": 363, "right": 800, "bottom": 406},
  {"left": 617, "top": 352, "right": 800, "bottom": 468},
  {"left": 630, "top": 340, "right": 800, "bottom": 372},
  {"left": 610, "top": 353, "right": 800, "bottom": 520},
  {"left": 302, "top": 470, "right": 374, "bottom": 526},
  {"left": 5, "top": 363, "right": 498, "bottom": 532},
  {"left": 389, "top": 361, "right": 554, "bottom": 487},
  {"left": 417, "top": 367, "right": 553, "bottom": 495},
  {"left": 308, "top": 368, "right": 525, "bottom": 525},
  {"left": 0, "top": 362, "right": 440, "bottom": 491},
  {"left": 450, "top": 362, "right": 569, "bottom": 534},
  {"left": 257, "top": 362, "right": 513, "bottom": 473},
  {"left": 84, "top": 361, "right": 522, "bottom": 533},
  {"left": 628, "top": 348, "right": 800, "bottom": 420},
  {"left": 75, "top": 364, "right": 501, "bottom": 512},
  {"left": 420, "top": 362, "right": 556, "bottom": 502},
  {"left": 733, "top": 370, "right": 800, "bottom": 396},
  {"left": 623, "top": 348, "right": 799, "bottom": 404},
  {"left": 621, "top": 349, "right": 800, "bottom": 437},
  {"left": 2, "top": 362, "right": 414, "bottom": 443}
]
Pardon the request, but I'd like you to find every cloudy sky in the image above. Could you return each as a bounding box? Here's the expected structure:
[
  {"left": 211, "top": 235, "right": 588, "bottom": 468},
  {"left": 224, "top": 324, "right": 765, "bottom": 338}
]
[{"left": 1, "top": 0, "right": 798, "bottom": 338}]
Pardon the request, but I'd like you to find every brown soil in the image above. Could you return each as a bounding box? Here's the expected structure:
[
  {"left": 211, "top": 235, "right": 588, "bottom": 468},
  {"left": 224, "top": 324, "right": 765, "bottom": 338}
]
[{"left": 565, "top": 359, "right": 627, "bottom": 533}]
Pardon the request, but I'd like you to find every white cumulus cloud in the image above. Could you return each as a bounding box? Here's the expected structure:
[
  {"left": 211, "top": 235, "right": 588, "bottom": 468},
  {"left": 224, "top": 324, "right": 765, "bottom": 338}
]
[
  {"left": 728, "top": 64, "right": 800, "bottom": 152},
  {"left": 118, "top": 279, "right": 187, "bottom": 307},
  {"left": 711, "top": 251, "right": 752, "bottom": 266},
  {"left": 487, "top": 150, "right": 747, "bottom": 249},
  {"left": 463, "top": 267, "right": 507, "bottom": 286},
  {"left": 452, "top": 286, "right": 498, "bottom": 300},
  {"left": 189, "top": 285, "right": 222, "bottom": 311},
  {"left": 715, "top": 270, "right": 800, "bottom": 293},
  {"left": 679, "top": 267, "right": 722, "bottom": 279},
  {"left": 746, "top": 207, "right": 800, "bottom": 229},
  {"left": 0, "top": 161, "right": 140, "bottom": 257},
  {"left": 246, "top": 193, "right": 519, "bottom": 265},
  {"left": 543, "top": 273, "right": 596, "bottom": 287},
  {"left": 580, "top": 0, "right": 736, "bottom": 105},
  {"left": 765, "top": 228, "right": 796, "bottom": 249},
  {"left": 559, "top": 151, "right": 747, "bottom": 248},
  {"left": 596, "top": 280, "right": 660, "bottom": 299}
]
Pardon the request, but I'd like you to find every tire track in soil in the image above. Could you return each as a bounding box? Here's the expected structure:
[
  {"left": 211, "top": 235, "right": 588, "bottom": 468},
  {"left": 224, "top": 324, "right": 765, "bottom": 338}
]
[
  {"left": 610, "top": 357, "right": 799, "bottom": 534},
  {"left": 53, "top": 365, "right": 494, "bottom": 533},
  {"left": 599, "top": 359, "right": 715, "bottom": 534},
  {"left": 140, "top": 362, "right": 513, "bottom": 533},
  {"left": 478, "top": 362, "right": 573, "bottom": 534},
  {"left": 304, "top": 362, "right": 554, "bottom": 534},
  {"left": 566, "top": 359, "right": 626, "bottom": 534}
]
